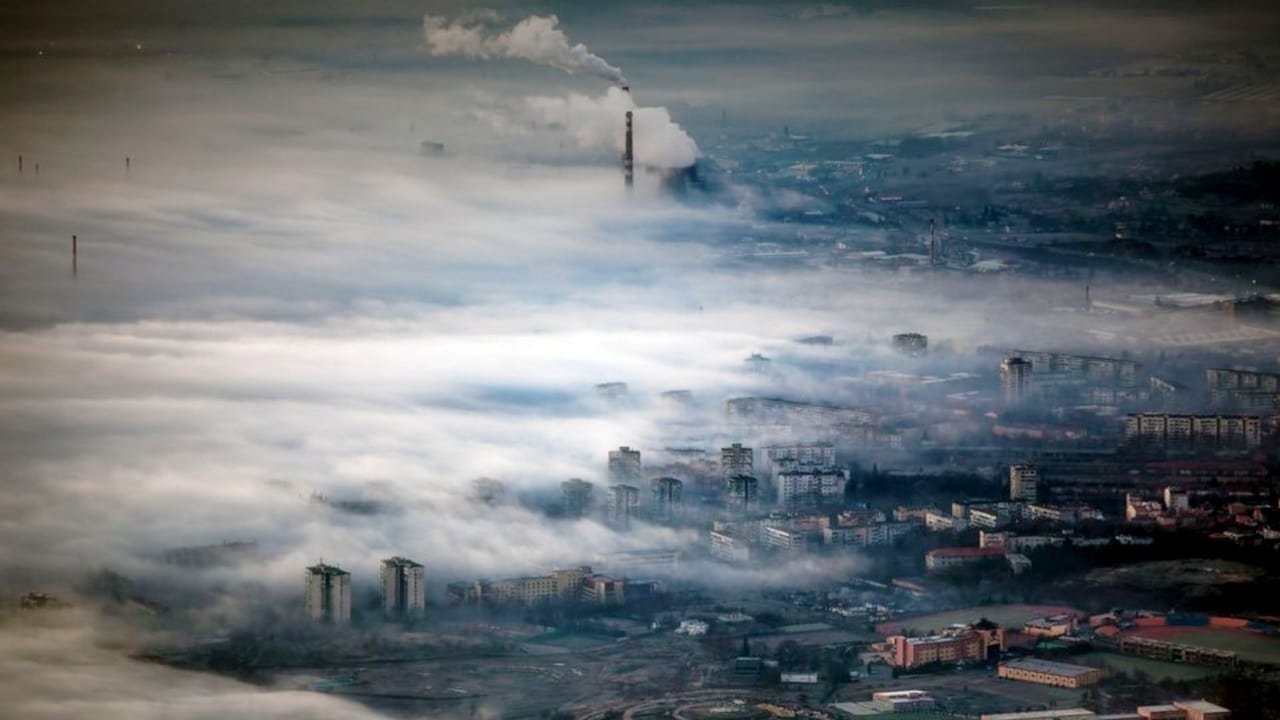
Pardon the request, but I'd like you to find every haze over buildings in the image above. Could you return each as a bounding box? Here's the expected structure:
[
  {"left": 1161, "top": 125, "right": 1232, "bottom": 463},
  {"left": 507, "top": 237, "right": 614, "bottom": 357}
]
[{"left": 3, "top": 2, "right": 1280, "bottom": 718}]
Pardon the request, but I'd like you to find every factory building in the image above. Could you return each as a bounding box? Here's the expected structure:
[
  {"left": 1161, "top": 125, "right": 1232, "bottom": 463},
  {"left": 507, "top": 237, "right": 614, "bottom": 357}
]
[
  {"left": 380, "top": 556, "right": 425, "bottom": 617},
  {"left": 1001, "top": 357, "right": 1034, "bottom": 405},
  {"left": 997, "top": 658, "right": 1104, "bottom": 688},
  {"left": 305, "top": 563, "right": 351, "bottom": 624},
  {"left": 1010, "top": 464, "right": 1038, "bottom": 502},
  {"left": 562, "top": 478, "right": 593, "bottom": 518}
]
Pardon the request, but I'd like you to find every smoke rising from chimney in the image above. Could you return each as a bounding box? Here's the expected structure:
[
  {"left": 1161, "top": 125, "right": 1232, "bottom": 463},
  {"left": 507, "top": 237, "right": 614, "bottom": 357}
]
[
  {"left": 525, "top": 87, "right": 700, "bottom": 169},
  {"left": 423, "top": 13, "right": 626, "bottom": 84}
]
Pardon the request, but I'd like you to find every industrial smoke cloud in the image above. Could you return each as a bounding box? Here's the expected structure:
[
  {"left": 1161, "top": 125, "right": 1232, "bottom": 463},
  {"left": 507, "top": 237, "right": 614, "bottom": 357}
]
[
  {"left": 525, "top": 86, "right": 701, "bottom": 169},
  {"left": 423, "top": 13, "right": 626, "bottom": 84}
]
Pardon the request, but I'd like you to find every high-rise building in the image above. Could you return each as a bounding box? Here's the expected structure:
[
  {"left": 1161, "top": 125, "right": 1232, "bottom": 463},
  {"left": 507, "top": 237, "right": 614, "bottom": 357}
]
[
  {"left": 561, "top": 478, "right": 593, "bottom": 518},
  {"left": 380, "top": 557, "right": 425, "bottom": 617},
  {"left": 608, "top": 446, "right": 642, "bottom": 485},
  {"left": 305, "top": 563, "right": 351, "bottom": 624},
  {"left": 606, "top": 484, "right": 640, "bottom": 528},
  {"left": 1000, "top": 357, "right": 1033, "bottom": 405},
  {"left": 721, "top": 443, "right": 754, "bottom": 484},
  {"left": 892, "top": 333, "right": 928, "bottom": 357},
  {"left": 650, "top": 477, "right": 683, "bottom": 521},
  {"left": 726, "top": 474, "right": 759, "bottom": 513},
  {"left": 1009, "top": 464, "right": 1038, "bottom": 502}
]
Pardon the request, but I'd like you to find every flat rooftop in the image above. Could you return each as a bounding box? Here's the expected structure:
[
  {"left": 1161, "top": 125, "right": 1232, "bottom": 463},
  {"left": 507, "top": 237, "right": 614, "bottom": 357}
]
[
  {"left": 982, "top": 710, "right": 1096, "bottom": 720},
  {"left": 1002, "top": 657, "right": 1100, "bottom": 677},
  {"left": 1174, "top": 701, "right": 1230, "bottom": 714}
]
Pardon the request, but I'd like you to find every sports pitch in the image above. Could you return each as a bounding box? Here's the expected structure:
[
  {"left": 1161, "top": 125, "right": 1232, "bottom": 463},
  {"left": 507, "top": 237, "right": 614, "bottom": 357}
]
[
  {"left": 877, "top": 605, "right": 1079, "bottom": 635},
  {"left": 1132, "top": 628, "right": 1280, "bottom": 665},
  {"left": 1074, "top": 651, "right": 1220, "bottom": 681}
]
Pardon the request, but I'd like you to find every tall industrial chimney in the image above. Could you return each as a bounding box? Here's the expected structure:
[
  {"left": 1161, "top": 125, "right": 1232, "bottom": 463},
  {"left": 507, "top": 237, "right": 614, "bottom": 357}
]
[
  {"left": 72, "top": 234, "right": 77, "bottom": 277},
  {"left": 623, "top": 110, "right": 634, "bottom": 190},
  {"left": 931, "top": 217, "right": 942, "bottom": 267}
]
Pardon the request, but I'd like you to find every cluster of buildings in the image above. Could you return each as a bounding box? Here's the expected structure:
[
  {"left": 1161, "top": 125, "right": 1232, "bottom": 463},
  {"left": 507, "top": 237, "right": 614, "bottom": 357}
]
[
  {"left": 978, "top": 701, "right": 1230, "bottom": 720},
  {"left": 1121, "top": 486, "right": 1280, "bottom": 545},
  {"left": 304, "top": 556, "right": 426, "bottom": 624},
  {"left": 1206, "top": 367, "right": 1280, "bottom": 411},
  {"left": 1124, "top": 413, "right": 1264, "bottom": 451},
  {"left": 445, "top": 562, "right": 661, "bottom": 609}
]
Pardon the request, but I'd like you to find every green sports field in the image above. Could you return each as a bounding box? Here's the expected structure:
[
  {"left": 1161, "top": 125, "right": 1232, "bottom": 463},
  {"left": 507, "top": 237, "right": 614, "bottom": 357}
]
[
  {"left": 1074, "top": 652, "right": 1221, "bottom": 681},
  {"left": 1164, "top": 629, "right": 1280, "bottom": 665},
  {"left": 877, "top": 604, "right": 1078, "bottom": 635}
]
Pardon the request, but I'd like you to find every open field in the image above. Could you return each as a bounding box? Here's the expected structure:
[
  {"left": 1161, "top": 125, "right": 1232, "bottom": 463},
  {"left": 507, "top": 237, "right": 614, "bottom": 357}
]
[
  {"left": 876, "top": 605, "right": 1079, "bottom": 635},
  {"left": 1074, "top": 652, "right": 1221, "bottom": 682},
  {"left": 1121, "top": 628, "right": 1280, "bottom": 665}
]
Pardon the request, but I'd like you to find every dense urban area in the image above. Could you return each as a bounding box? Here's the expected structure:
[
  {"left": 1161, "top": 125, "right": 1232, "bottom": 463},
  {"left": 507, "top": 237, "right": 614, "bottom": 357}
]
[{"left": 4, "top": 2, "right": 1280, "bottom": 720}]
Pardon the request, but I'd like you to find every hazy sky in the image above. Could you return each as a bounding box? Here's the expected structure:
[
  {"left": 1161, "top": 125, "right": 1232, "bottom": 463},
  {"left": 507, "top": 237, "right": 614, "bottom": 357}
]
[{"left": 2, "top": 2, "right": 1279, "bottom": 717}]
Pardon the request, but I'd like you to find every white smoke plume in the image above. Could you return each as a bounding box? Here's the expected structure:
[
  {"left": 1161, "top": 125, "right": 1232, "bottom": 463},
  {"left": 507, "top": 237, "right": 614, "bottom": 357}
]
[
  {"left": 525, "top": 86, "right": 700, "bottom": 168},
  {"left": 423, "top": 13, "right": 626, "bottom": 84}
]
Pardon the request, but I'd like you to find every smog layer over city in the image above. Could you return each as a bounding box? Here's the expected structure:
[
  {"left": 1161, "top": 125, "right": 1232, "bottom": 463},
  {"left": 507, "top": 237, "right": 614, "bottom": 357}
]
[{"left": 4, "top": 1, "right": 1280, "bottom": 718}]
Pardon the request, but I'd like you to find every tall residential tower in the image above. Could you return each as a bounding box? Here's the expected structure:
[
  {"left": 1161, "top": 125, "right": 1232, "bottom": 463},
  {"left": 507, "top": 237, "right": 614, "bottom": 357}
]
[
  {"left": 380, "top": 556, "right": 426, "bottom": 617},
  {"left": 305, "top": 563, "right": 351, "bottom": 624}
]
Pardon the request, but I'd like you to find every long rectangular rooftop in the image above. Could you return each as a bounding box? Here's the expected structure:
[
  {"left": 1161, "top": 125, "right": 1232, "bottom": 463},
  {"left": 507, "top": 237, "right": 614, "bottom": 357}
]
[{"left": 1002, "top": 657, "right": 1101, "bottom": 677}]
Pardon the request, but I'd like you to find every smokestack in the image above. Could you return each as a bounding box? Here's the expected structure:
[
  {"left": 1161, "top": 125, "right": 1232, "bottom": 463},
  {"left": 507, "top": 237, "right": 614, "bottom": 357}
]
[
  {"left": 18, "top": 154, "right": 22, "bottom": 174},
  {"left": 1085, "top": 284, "right": 1091, "bottom": 312},
  {"left": 929, "top": 218, "right": 937, "bottom": 266},
  {"left": 623, "top": 110, "right": 634, "bottom": 190},
  {"left": 72, "top": 235, "right": 77, "bottom": 278}
]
